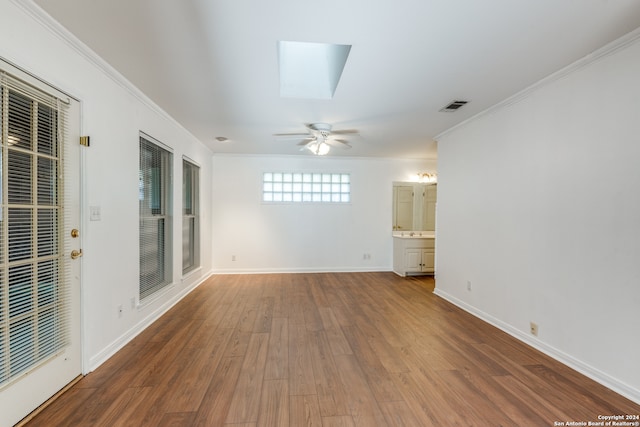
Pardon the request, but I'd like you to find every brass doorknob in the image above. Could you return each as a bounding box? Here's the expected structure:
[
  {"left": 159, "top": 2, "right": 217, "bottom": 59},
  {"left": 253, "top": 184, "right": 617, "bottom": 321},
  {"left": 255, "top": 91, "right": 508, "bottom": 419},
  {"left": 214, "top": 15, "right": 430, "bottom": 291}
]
[
  {"left": 71, "top": 249, "right": 83, "bottom": 260},
  {"left": 71, "top": 229, "right": 79, "bottom": 238}
]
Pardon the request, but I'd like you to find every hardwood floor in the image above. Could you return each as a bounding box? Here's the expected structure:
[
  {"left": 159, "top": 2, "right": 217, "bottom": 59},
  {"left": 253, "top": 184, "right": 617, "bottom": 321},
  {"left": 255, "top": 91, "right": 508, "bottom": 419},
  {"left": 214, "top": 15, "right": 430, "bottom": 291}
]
[{"left": 25, "top": 272, "right": 640, "bottom": 426}]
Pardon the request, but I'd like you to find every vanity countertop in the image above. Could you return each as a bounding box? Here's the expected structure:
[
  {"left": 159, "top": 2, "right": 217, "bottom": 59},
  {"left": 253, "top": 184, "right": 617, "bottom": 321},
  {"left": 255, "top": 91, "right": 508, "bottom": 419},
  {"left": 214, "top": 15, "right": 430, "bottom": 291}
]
[{"left": 393, "top": 232, "right": 435, "bottom": 239}]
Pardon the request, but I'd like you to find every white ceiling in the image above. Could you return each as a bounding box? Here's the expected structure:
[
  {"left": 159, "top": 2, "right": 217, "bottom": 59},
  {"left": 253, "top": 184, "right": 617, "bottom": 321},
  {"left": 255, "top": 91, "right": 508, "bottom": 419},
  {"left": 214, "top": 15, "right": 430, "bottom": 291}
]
[{"left": 33, "top": 0, "right": 640, "bottom": 159}]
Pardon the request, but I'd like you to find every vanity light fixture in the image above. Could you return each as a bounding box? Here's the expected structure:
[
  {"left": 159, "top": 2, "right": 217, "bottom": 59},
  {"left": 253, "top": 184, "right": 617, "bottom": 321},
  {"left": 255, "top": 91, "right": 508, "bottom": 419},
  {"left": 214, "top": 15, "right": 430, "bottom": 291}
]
[{"left": 416, "top": 172, "right": 437, "bottom": 183}]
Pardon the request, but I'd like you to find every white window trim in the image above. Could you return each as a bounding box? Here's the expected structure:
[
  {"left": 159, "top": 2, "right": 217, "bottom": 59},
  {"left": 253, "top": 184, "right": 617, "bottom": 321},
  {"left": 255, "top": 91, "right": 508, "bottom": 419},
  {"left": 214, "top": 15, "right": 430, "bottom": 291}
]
[
  {"left": 182, "top": 158, "right": 200, "bottom": 275},
  {"left": 139, "top": 133, "right": 173, "bottom": 301}
]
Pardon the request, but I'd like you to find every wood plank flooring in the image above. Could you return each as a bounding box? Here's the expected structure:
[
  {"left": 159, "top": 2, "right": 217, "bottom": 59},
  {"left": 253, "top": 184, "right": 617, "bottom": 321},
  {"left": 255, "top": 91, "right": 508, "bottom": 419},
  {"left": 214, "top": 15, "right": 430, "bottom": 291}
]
[{"left": 24, "top": 272, "right": 640, "bottom": 426}]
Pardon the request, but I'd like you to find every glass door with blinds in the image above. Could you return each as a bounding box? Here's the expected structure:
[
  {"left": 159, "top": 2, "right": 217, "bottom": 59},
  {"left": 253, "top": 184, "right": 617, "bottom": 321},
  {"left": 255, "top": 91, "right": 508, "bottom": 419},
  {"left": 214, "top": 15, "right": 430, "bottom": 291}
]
[{"left": 0, "top": 63, "right": 81, "bottom": 427}]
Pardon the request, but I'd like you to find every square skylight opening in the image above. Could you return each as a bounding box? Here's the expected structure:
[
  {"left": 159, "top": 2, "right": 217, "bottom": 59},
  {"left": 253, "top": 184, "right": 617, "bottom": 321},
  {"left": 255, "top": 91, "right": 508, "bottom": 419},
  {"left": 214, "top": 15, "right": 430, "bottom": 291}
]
[{"left": 278, "top": 41, "right": 352, "bottom": 100}]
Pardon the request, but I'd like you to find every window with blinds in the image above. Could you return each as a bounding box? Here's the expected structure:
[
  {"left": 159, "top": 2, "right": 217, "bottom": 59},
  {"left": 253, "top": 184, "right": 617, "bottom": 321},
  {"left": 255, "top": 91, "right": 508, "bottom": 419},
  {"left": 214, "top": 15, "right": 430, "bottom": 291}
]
[
  {"left": 182, "top": 159, "right": 199, "bottom": 274},
  {"left": 139, "top": 134, "right": 172, "bottom": 301},
  {"left": 0, "top": 71, "right": 70, "bottom": 386}
]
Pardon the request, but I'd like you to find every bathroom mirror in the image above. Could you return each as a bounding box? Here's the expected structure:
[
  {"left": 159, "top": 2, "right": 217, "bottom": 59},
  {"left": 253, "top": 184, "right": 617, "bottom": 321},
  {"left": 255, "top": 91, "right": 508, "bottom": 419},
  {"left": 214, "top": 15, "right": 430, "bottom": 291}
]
[{"left": 392, "top": 182, "right": 437, "bottom": 232}]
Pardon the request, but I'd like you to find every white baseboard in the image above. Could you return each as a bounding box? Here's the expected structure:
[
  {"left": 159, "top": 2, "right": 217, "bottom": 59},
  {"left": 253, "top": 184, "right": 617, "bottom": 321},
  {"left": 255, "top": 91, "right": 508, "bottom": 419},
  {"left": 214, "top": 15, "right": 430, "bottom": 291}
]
[
  {"left": 434, "top": 289, "right": 640, "bottom": 405},
  {"left": 210, "top": 266, "right": 392, "bottom": 274},
  {"left": 87, "top": 270, "right": 213, "bottom": 372}
]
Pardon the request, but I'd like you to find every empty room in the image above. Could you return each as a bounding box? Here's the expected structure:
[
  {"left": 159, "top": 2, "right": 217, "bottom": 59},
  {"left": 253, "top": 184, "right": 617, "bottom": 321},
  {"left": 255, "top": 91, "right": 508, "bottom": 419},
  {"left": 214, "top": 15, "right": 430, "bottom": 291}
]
[{"left": 1, "top": 0, "right": 640, "bottom": 426}]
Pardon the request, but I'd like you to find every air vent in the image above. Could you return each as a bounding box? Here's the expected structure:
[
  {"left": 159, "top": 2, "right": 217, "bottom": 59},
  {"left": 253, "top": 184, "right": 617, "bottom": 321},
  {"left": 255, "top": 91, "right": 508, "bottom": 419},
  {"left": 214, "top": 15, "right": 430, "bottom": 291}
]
[{"left": 439, "top": 100, "right": 469, "bottom": 112}]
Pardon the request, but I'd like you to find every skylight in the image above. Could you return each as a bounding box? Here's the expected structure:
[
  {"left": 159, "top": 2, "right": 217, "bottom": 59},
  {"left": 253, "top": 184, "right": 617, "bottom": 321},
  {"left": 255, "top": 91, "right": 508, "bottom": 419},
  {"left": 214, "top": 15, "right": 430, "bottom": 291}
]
[{"left": 278, "top": 41, "right": 352, "bottom": 100}]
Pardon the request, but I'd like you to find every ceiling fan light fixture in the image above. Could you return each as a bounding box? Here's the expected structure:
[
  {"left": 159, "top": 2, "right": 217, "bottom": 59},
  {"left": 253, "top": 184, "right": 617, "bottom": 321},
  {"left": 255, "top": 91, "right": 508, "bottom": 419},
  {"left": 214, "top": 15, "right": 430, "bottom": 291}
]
[
  {"left": 275, "top": 122, "right": 357, "bottom": 155},
  {"left": 307, "top": 141, "right": 330, "bottom": 156},
  {"left": 317, "top": 142, "right": 330, "bottom": 155}
]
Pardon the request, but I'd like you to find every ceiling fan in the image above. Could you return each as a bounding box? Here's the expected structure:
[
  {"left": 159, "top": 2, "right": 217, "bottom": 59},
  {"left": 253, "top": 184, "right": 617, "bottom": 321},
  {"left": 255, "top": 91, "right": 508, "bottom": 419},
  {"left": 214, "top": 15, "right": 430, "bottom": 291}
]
[{"left": 273, "top": 123, "right": 359, "bottom": 155}]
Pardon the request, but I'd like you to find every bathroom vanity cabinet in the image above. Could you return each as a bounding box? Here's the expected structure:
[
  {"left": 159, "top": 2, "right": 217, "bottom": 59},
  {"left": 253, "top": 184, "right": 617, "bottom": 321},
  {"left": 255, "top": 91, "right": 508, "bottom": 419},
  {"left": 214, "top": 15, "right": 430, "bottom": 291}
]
[{"left": 392, "top": 234, "right": 435, "bottom": 276}]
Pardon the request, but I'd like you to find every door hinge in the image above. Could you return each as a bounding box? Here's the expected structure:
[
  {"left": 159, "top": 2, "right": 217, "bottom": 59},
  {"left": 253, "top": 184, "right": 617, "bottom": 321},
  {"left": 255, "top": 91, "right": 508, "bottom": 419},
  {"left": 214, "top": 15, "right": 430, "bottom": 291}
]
[{"left": 80, "top": 136, "right": 90, "bottom": 147}]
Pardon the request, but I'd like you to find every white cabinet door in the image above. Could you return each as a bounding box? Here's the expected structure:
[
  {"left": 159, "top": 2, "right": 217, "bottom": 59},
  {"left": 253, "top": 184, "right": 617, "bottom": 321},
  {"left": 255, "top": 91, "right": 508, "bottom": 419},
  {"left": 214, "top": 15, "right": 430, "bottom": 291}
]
[
  {"left": 393, "top": 186, "right": 414, "bottom": 231},
  {"left": 394, "top": 237, "right": 435, "bottom": 276},
  {"left": 421, "top": 249, "right": 435, "bottom": 272},
  {"left": 404, "top": 249, "right": 422, "bottom": 272},
  {"left": 422, "top": 185, "right": 437, "bottom": 231}
]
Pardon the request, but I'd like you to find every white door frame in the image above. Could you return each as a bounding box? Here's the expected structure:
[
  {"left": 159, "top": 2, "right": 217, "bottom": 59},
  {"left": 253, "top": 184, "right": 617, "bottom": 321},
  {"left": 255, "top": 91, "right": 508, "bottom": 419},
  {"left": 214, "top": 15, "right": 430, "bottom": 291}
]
[{"left": 0, "top": 58, "right": 83, "bottom": 427}]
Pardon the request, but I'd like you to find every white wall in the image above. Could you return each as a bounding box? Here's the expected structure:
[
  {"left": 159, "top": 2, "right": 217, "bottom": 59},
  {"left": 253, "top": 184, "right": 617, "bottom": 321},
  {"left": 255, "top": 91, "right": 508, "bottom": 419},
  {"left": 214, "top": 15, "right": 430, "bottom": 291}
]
[
  {"left": 212, "top": 155, "right": 435, "bottom": 272},
  {"left": 1, "top": 0, "right": 213, "bottom": 371},
  {"left": 435, "top": 32, "right": 640, "bottom": 402}
]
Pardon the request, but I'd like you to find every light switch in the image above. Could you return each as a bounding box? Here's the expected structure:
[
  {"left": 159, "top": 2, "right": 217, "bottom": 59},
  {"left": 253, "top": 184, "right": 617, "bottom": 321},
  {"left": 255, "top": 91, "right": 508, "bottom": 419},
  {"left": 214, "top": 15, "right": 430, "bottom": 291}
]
[{"left": 89, "top": 206, "right": 101, "bottom": 221}]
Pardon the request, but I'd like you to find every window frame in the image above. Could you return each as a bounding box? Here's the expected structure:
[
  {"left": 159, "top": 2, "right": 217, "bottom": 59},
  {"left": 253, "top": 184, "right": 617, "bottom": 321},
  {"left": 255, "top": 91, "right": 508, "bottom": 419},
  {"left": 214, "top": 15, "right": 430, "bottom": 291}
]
[
  {"left": 262, "top": 172, "right": 351, "bottom": 204},
  {"left": 138, "top": 133, "right": 173, "bottom": 301},
  {"left": 0, "top": 67, "right": 72, "bottom": 387},
  {"left": 182, "top": 158, "right": 200, "bottom": 275}
]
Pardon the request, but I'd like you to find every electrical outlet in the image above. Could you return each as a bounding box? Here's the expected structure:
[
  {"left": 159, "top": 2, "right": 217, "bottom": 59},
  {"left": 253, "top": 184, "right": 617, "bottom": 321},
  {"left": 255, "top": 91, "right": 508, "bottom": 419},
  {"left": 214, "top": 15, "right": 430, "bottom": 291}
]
[
  {"left": 530, "top": 322, "right": 538, "bottom": 336},
  {"left": 89, "top": 205, "right": 101, "bottom": 221},
  {"left": 118, "top": 304, "right": 123, "bottom": 318},
  {"left": 232, "top": 255, "right": 236, "bottom": 261},
  {"left": 467, "top": 280, "right": 472, "bottom": 291}
]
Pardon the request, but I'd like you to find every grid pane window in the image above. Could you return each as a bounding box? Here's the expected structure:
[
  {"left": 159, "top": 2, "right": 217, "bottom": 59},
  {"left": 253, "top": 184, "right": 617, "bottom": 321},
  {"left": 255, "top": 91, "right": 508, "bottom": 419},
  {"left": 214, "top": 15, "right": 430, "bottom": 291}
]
[
  {"left": 263, "top": 172, "right": 350, "bottom": 203},
  {"left": 1, "top": 81, "right": 69, "bottom": 386}
]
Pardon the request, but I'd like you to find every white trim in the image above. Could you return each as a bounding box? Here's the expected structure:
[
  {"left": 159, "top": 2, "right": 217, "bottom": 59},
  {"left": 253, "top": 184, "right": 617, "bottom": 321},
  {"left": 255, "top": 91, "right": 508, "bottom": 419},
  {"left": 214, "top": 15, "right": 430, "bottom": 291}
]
[
  {"left": 78, "top": 97, "right": 89, "bottom": 375},
  {"left": 181, "top": 266, "right": 203, "bottom": 282},
  {"left": 435, "top": 26, "right": 640, "bottom": 141},
  {"left": 211, "top": 152, "right": 438, "bottom": 161},
  {"left": 211, "top": 267, "right": 392, "bottom": 275},
  {"left": 9, "top": 0, "right": 208, "bottom": 152},
  {"left": 0, "top": 56, "right": 74, "bottom": 102},
  {"left": 433, "top": 288, "right": 640, "bottom": 405},
  {"left": 182, "top": 155, "right": 200, "bottom": 168},
  {"left": 136, "top": 282, "right": 175, "bottom": 310},
  {"left": 140, "top": 131, "right": 174, "bottom": 153},
  {"left": 88, "top": 270, "right": 213, "bottom": 371}
]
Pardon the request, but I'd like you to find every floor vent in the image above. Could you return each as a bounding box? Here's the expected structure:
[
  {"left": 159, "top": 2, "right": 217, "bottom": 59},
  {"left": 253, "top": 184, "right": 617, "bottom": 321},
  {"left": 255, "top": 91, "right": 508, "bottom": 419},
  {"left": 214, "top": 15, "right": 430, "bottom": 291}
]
[{"left": 439, "top": 100, "right": 468, "bottom": 112}]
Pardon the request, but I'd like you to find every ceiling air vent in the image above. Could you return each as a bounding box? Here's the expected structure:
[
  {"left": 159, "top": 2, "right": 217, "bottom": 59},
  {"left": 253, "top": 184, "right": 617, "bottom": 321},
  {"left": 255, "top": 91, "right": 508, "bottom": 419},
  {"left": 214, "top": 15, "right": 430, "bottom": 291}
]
[{"left": 439, "top": 100, "right": 469, "bottom": 112}]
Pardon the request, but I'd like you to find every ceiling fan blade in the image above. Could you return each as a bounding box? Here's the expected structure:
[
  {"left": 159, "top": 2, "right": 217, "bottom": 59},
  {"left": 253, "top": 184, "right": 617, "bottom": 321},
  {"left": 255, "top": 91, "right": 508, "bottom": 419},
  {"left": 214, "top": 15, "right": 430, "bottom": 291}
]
[
  {"left": 331, "top": 129, "right": 359, "bottom": 135},
  {"left": 273, "top": 132, "right": 311, "bottom": 139},
  {"left": 329, "top": 139, "right": 352, "bottom": 149},
  {"left": 299, "top": 142, "right": 317, "bottom": 151},
  {"left": 296, "top": 138, "right": 315, "bottom": 146},
  {"left": 275, "top": 124, "right": 358, "bottom": 154}
]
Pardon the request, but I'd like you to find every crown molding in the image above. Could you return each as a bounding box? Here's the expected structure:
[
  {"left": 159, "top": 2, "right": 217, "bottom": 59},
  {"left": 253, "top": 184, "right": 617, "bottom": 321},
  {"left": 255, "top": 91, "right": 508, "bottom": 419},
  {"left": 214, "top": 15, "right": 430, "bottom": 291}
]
[
  {"left": 9, "top": 0, "right": 204, "bottom": 147},
  {"left": 435, "top": 26, "right": 640, "bottom": 141}
]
